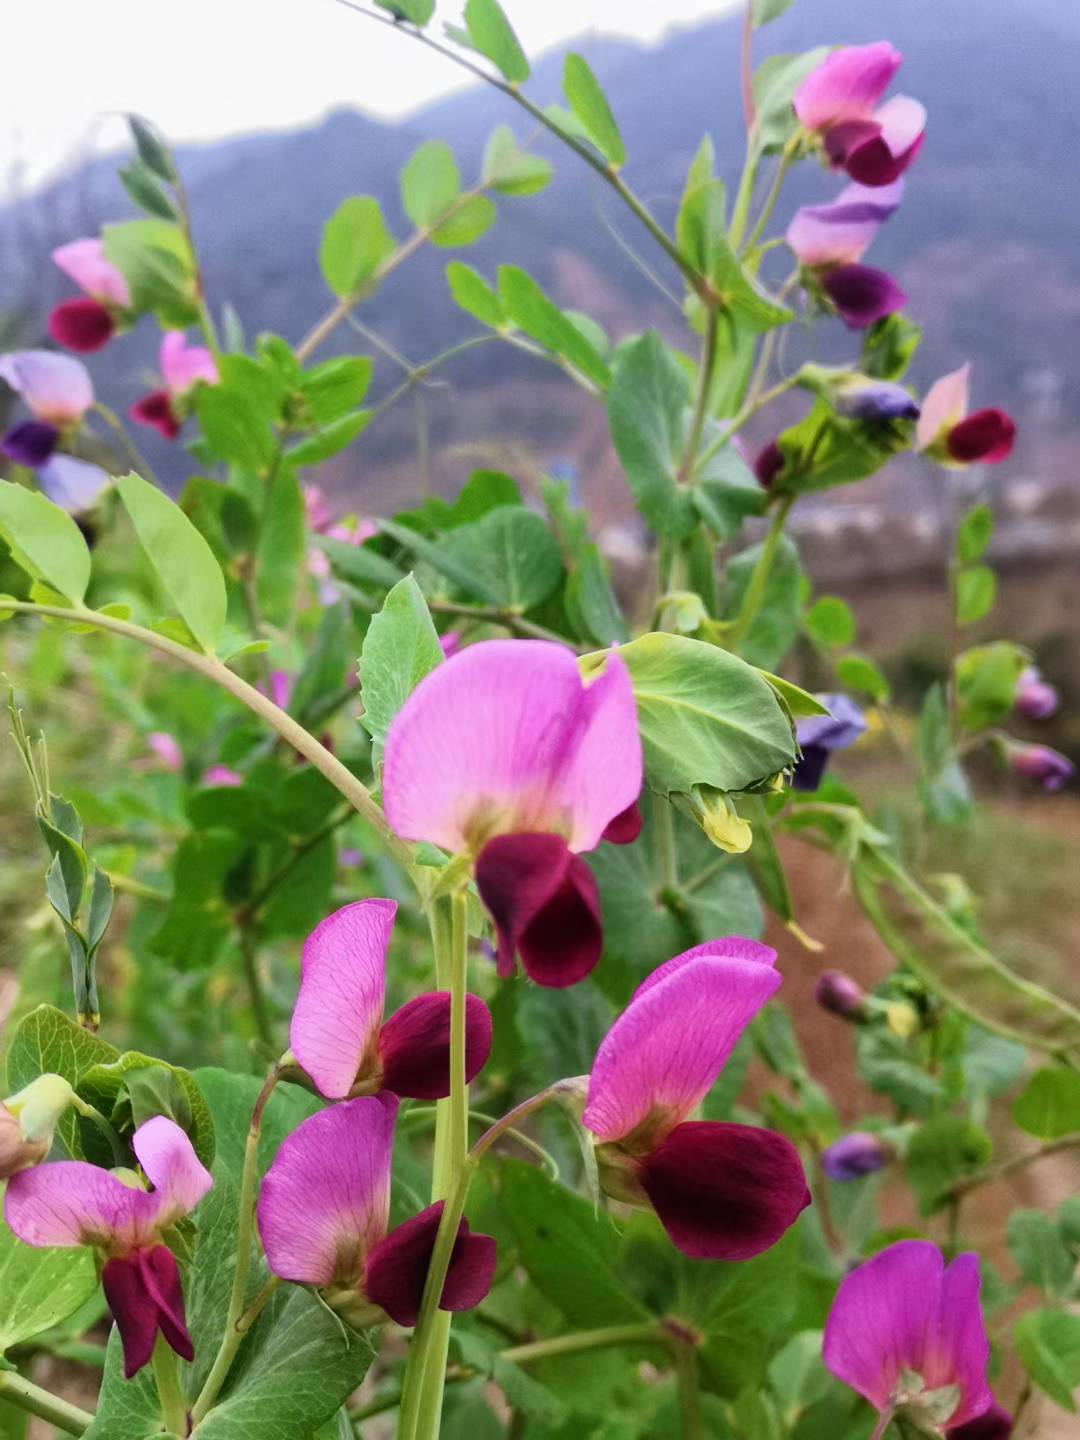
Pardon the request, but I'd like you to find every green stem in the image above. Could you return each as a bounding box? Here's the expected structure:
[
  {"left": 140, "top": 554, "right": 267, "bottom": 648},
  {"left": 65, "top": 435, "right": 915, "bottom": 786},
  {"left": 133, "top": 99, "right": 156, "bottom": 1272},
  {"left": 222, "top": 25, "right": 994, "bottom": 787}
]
[
  {"left": 652, "top": 791, "right": 678, "bottom": 891},
  {"left": 151, "top": 1336, "right": 188, "bottom": 1437},
  {"left": 868, "top": 1409, "right": 896, "bottom": 1440},
  {"left": 502, "top": 1323, "right": 665, "bottom": 1367},
  {"left": 0, "top": 1370, "right": 93, "bottom": 1435},
  {"left": 237, "top": 922, "right": 274, "bottom": 1049},
  {"left": 946, "top": 1132, "right": 1080, "bottom": 1200},
  {"left": 676, "top": 310, "right": 720, "bottom": 485},
  {"left": 190, "top": 1068, "right": 280, "bottom": 1424},
  {"left": 728, "top": 495, "right": 794, "bottom": 648},
  {"left": 743, "top": 146, "right": 794, "bottom": 256},
  {"left": 692, "top": 373, "right": 799, "bottom": 476},
  {"left": 426, "top": 599, "right": 583, "bottom": 649},
  {"left": 727, "top": 136, "right": 760, "bottom": 252},
  {"left": 91, "top": 402, "right": 155, "bottom": 477},
  {"left": 672, "top": 1338, "right": 704, "bottom": 1440}
]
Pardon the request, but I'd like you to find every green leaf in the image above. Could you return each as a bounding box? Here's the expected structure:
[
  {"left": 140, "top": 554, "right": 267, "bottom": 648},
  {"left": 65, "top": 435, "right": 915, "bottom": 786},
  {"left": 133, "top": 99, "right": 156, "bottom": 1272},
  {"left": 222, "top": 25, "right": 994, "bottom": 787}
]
[
  {"left": 904, "top": 1115, "right": 992, "bottom": 1215},
  {"left": 77, "top": 1052, "right": 215, "bottom": 1171},
  {"left": 602, "top": 633, "right": 795, "bottom": 797},
  {"left": 1007, "top": 1211, "right": 1076, "bottom": 1297},
  {"left": 0, "top": 1218, "right": 98, "bottom": 1354},
  {"left": 5, "top": 1005, "right": 119, "bottom": 1157},
  {"left": 861, "top": 313, "right": 922, "bottom": 381},
  {"left": 359, "top": 575, "right": 443, "bottom": 766},
  {"left": 286, "top": 411, "right": 371, "bottom": 468},
  {"left": 955, "top": 564, "right": 995, "bottom": 625},
  {"left": 835, "top": 654, "right": 891, "bottom": 703},
  {"left": 0, "top": 483, "right": 92, "bottom": 604},
  {"left": 441, "top": 507, "right": 564, "bottom": 610},
  {"left": 430, "top": 194, "right": 496, "bottom": 248},
  {"left": 194, "top": 384, "right": 276, "bottom": 471},
  {"left": 562, "top": 54, "right": 625, "bottom": 166},
  {"left": 914, "top": 683, "right": 970, "bottom": 824},
  {"left": 804, "top": 596, "right": 855, "bottom": 649},
  {"left": 565, "top": 544, "right": 629, "bottom": 646},
  {"left": 722, "top": 535, "right": 804, "bottom": 671},
  {"left": 401, "top": 141, "right": 461, "bottom": 227},
  {"left": 757, "top": 672, "right": 829, "bottom": 720},
  {"left": 956, "top": 503, "right": 994, "bottom": 564},
  {"left": 1013, "top": 1067, "right": 1080, "bottom": 1140},
  {"left": 607, "top": 332, "right": 696, "bottom": 537},
  {"left": 252, "top": 464, "right": 304, "bottom": 626},
  {"left": 374, "top": 0, "right": 434, "bottom": 21},
  {"left": 315, "top": 534, "right": 405, "bottom": 593},
  {"left": 954, "top": 641, "right": 1026, "bottom": 731},
  {"left": 451, "top": 469, "right": 521, "bottom": 524},
  {"left": 379, "top": 517, "right": 502, "bottom": 601},
  {"left": 319, "top": 197, "right": 395, "bottom": 298},
  {"left": 464, "top": 0, "right": 530, "bottom": 83},
  {"left": 101, "top": 219, "right": 197, "bottom": 327},
  {"left": 446, "top": 261, "right": 505, "bottom": 328},
  {"left": 1013, "top": 1308, "right": 1080, "bottom": 1412},
  {"left": 771, "top": 397, "right": 907, "bottom": 494},
  {"left": 300, "top": 357, "right": 373, "bottom": 424},
  {"left": 752, "top": 0, "right": 797, "bottom": 24},
  {"left": 118, "top": 160, "right": 177, "bottom": 220},
  {"left": 481, "top": 125, "right": 552, "bottom": 196},
  {"left": 752, "top": 50, "right": 830, "bottom": 153},
  {"left": 127, "top": 114, "right": 176, "bottom": 182},
  {"left": 497, "top": 266, "right": 610, "bottom": 388},
  {"left": 117, "top": 472, "right": 227, "bottom": 654}
]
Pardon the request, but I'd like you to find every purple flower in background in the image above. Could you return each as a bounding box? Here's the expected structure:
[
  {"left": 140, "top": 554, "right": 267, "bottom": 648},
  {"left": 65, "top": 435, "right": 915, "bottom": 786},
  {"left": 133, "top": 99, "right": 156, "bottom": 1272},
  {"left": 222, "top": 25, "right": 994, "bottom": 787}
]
[
  {"left": 1014, "top": 666, "right": 1058, "bottom": 721},
  {"left": 821, "top": 265, "right": 907, "bottom": 329},
  {"left": 814, "top": 970, "right": 868, "bottom": 1021},
  {"left": 821, "top": 1132, "right": 892, "bottom": 1180},
  {"left": 824, "top": 1240, "right": 994, "bottom": 1432},
  {"left": 1008, "top": 743, "right": 1074, "bottom": 792},
  {"left": 792, "top": 694, "right": 867, "bottom": 791},
  {"left": 831, "top": 376, "right": 920, "bottom": 422},
  {"left": 0, "top": 351, "right": 109, "bottom": 512},
  {"left": 794, "top": 43, "right": 927, "bottom": 187},
  {"left": 787, "top": 180, "right": 908, "bottom": 328}
]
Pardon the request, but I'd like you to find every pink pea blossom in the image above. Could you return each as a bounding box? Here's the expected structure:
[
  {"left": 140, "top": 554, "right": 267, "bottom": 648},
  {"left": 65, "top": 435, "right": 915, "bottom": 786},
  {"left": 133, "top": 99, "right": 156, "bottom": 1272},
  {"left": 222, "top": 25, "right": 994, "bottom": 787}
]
[
  {"left": 582, "top": 939, "right": 810, "bottom": 1259},
  {"left": 257, "top": 1093, "right": 496, "bottom": 1326},
  {"left": 147, "top": 732, "right": 183, "bottom": 772},
  {"left": 794, "top": 43, "right": 927, "bottom": 187},
  {"left": 0, "top": 351, "right": 108, "bottom": 510},
  {"left": 1008, "top": 742, "right": 1074, "bottom": 792},
  {"left": 289, "top": 899, "right": 492, "bottom": 1101},
  {"left": 130, "top": 333, "right": 217, "bottom": 442},
  {"left": 916, "top": 365, "right": 1016, "bottom": 466},
  {"left": 824, "top": 1240, "right": 995, "bottom": 1432},
  {"left": 382, "top": 640, "right": 643, "bottom": 988},
  {"left": 4, "top": 1116, "right": 212, "bottom": 1378},
  {"left": 1014, "top": 666, "right": 1058, "bottom": 721},
  {"left": 0, "top": 351, "right": 93, "bottom": 425},
  {"left": 48, "top": 238, "right": 130, "bottom": 355},
  {"left": 202, "top": 764, "right": 243, "bottom": 788},
  {"left": 787, "top": 180, "right": 908, "bottom": 328}
]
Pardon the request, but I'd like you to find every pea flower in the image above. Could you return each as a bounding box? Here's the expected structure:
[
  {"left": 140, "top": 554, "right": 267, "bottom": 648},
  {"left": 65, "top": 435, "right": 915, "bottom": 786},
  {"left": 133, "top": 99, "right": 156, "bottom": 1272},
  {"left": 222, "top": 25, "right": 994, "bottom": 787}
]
[
  {"left": 787, "top": 180, "right": 908, "bottom": 328},
  {"left": 383, "top": 640, "right": 643, "bottom": 988},
  {"left": 202, "top": 764, "right": 243, "bottom": 787},
  {"left": 793, "top": 694, "right": 867, "bottom": 791},
  {"left": 4, "top": 1116, "right": 212, "bottom": 1378},
  {"left": 147, "top": 732, "right": 183, "bottom": 772},
  {"left": 257, "top": 1093, "right": 496, "bottom": 1326},
  {"left": 130, "top": 332, "right": 218, "bottom": 441},
  {"left": 831, "top": 375, "right": 920, "bottom": 420},
  {"left": 1014, "top": 666, "right": 1058, "bottom": 721},
  {"left": 824, "top": 1240, "right": 994, "bottom": 1433},
  {"left": 821, "top": 1132, "right": 892, "bottom": 1180},
  {"left": 288, "top": 899, "right": 492, "bottom": 1101},
  {"left": 581, "top": 939, "right": 810, "bottom": 1260},
  {"left": 814, "top": 969, "right": 868, "bottom": 1021},
  {"left": 916, "top": 365, "right": 1015, "bottom": 466},
  {"left": 0, "top": 1074, "right": 76, "bottom": 1179},
  {"left": 794, "top": 43, "right": 927, "bottom": 187},
  {"left": 951, "top": 1404, "right": 1013, "bottom": 1440},
  {"left": 1007, "top": 742, "right": 1074, "bottom": 792},
  {"left": 50, "top": 237, "right": 131, "bottom": 352},
  {"left": 0, "top": 350, "right": 109, "bottom": 511}
]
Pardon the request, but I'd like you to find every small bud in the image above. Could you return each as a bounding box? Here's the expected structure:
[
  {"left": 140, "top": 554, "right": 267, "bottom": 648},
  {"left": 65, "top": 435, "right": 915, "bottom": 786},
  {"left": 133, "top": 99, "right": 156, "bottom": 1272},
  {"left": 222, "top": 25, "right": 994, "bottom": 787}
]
[
  {"left": 1014, "top": 667, "right": 1059, "bottom": 721},
  {"left": 690, "top": 787, "right": 752, "bottom": 855},
  {"left": 1008, "top": 742, "right": 1075, "bottom": 792},
  {"left": 814, "top": 970, "right": 867, "bottom": 1021},
  {"left": 821, "top": 1131, "right": 892, "bottom": 1181},
  {"left": 885, "top": 1000, "right": 921, "bottom": 1038},
  {"left": 0, "top": 1073, "right": 76, "bottom": 1178},
  {"left": 754, "top": 440, "right": 785, "bottom": 489}
]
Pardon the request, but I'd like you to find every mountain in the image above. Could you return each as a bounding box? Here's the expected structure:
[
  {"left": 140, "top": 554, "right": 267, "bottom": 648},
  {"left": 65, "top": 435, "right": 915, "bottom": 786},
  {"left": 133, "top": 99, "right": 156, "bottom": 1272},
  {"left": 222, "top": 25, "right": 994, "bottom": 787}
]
[{"left": 2, "top": 0, "right": 1078, "bottom": 518}]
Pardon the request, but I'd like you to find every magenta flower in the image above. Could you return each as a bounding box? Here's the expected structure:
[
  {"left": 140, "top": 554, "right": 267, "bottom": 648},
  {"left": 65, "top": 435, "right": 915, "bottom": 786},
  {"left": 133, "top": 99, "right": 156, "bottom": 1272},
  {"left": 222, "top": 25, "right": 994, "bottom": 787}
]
[
  {"left": 383, "top": 640, "right": 643, "bottom": 988},
  {"left": 4, "top": 1116, "right": 212, "bottom": 1378},
  {"left": 787, "top": 180, "right": 908, "bottom": 328},
  {"left": 201, "top": 764, "right": 243, "bottom": 787},
  {"left": 1008, "top": 742, "right": 1074, "bottom": 792},
  {"left": 1014, "top": 666, "right": 1058, "bottom": 721},
  {"left": 130, "top": 332, "right": 218, "bottom": 441},
  {"left": 257, "top": 1093, "right": 496, "bottom": 1326},
  {"left": 916, "top": 365, "right": 1015, "bottom": 466},
  {"left": 824, "top": 1240, "right": 994, "bottom": 1432},
  {"left": 794, "top": 43, "right": 927, "bottom": 187},
  {"left": 581, "top": 939, "right": 809, "bottom": 1260},
  {"left": 50, "top": 238, "right": 131, "bottom": 354},
  {"left": 289, "top": 900, "right": 492, "bottom": 1101},
  {"left": 0, "top": 351, "right": 109, "bottom": 511},
  {"left": 148, "top": 732, "right": 183, "bottom": 772}
]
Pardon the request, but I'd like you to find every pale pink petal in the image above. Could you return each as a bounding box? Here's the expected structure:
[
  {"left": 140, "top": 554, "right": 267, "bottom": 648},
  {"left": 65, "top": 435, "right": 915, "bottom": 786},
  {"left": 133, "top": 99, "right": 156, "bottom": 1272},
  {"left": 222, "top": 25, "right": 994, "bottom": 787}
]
[
  {"left": 794, "top": 43, "right": 902, "bottom": 132},
  {"left": 159, "top": 332, "right": 217, "bottom": 396},
  {"left": 551, "top": 652, "right": 642, "bottom": 853},
  {"left": 582, "top": 947, "right": 781, "bottom": 1144},
  {"left": 52, "top": 238, "right": 131, "bottom": 307},
  {"left": 4, "top": 1160, "right": 158, "bottom": 1249},
  {"left": 875, "top": 95, "right": 928, "bottom": 159},
  {"left": 917, "top": 364, "right": 971, "bottom": 450},
  {"left": 0, "top": 350, "right": 94, "bottom": 423},
  {"left": 290, "top": 900, "right": 395, "bottom": 1100},
  {"left": 131, "top": 1116, "right": 213, "bottom": 1231},
  {"left": 148, "top": 732, "right": 183, "bottom": 772},
  {"left": 257, "top": 1093, "right": 397, "bottom": 1286}
]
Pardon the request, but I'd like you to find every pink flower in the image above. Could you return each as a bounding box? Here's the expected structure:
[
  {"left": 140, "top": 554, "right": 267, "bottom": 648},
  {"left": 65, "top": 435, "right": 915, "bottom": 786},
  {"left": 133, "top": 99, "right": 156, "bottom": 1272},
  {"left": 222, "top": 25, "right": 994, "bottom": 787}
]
[
  {"left": 794, "top": 43, "right": 927, "bottom": 187},
  {"left": 289, "top": 900, "right": 492, "bottom": 1101},
  {"left": 53, "top": 238, "right": 131, "bottom": 307},
  {"left": 439, "top": 631, "right": 462, "bottom": 660},
  {"left": 582, "top": 939, "right": 810, "bottom": 1260},
  {"left": 916, "top": 365, "right": 1016, "bottom": 466},
  {"left": 4, "top": 1116, "right": 212, "bottom": 1378},
  {"left": 257, "top": 1093, "right": 496, "bottom": 1326},
  {"left": 787, "top": 180, "right": 908, "bottom": 328},
  {"left": 304, "top": 484, "right": 333, "bottom": 533},
  {"left": 0, "top": 351, "right": 93, "bottom": 425},
  {"left": 382, "top": 640, "right": 643, "bottom": 988},
  {"left": 824, "top": 1240, "right": 994, "bottom": 1431},
  {"left": 1008, "top": 742, "right": 1074, "bottom": 792},
  {"left": 130, "top": 333, "right": 217, "bottom": 442},
  {"left": 147, "top": 732, "right": 183, "bottom": 772},
  {"left": 1014, "top": 666, "right": 1058, "bottom": 721},
  {"left": 201, "top": 764, "right": 243, "bottom": 788}
]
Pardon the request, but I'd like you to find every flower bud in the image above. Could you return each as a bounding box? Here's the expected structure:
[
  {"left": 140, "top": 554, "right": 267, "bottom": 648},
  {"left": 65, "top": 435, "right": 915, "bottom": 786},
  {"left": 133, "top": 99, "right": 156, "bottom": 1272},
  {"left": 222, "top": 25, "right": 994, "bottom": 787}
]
[
  {"left": 754, "top": 440, "right": 784, "bottom": 488},
  {"left": 821, "top": 1131, "right": 892, "bottom": 1181},
  {"left": 814, "top": 969, "right": 867, "bottom": 1021},
  {"left": 1008, "top": 742, "right": 1075, "bottom": 792},
  {"left": 0, "top": 1073, "right": 76, "bottom": 1178},
  {"left": 885, "top": 1000, "right": 921, "bottom": 1039},
  {"left": 1014, "top": 667, "right": 1059, "bottom": 721}
]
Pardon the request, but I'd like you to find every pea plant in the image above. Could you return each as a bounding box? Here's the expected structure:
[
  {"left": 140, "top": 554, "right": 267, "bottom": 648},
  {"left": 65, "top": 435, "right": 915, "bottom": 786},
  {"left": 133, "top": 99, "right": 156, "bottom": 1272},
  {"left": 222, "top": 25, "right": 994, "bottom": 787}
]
[{"left": 0, "top": 2, "right": 1076, "bottom": 1438}]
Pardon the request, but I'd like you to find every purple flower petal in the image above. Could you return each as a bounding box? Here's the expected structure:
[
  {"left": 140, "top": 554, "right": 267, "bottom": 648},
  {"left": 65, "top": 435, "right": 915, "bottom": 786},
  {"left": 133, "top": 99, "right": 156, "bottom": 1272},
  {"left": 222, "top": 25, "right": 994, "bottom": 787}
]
[
  {"left": 474, "top": 832, "right": 602, "bottom": 987},
  {"left": 0, "top": 421, "right": 59, "bottom": 468},
  {"left": 35, "top": 455, "right": 110, "bottom": 513},
  {"left": 794, "top": 43, "right": 902, "bottom": 132},
  {"left": 950, "top": 1402, "right": 1013, "bottom": 1440},
  {"left": 639, "top": 1120, "right": 810, "bottom": 1260},
  {"left": 1009, "top": 744, "right": 1075, "bottom": 792},
  {"left": 363, "top": 1200, "right": 497, "bottom": 1327},
  {"left": 917, "top": 365, "right": 971, "bottom": 452},
  {"left": 601, "top": 799, "right": 643, "bottom": 845},
  {"left": 48, "top": 299, "right": 115, "bottom": 353},
  {"left": 102, "top": 1244, "right": 193, "bottom": 1379},
  {"left": 0, "top": 350, "right": 93, "bottom": 423},
  {"left": 821, "top": 264, "right": 907, "bottom": 328},
  {"left": 796, "top": 695, "right": 867, "bottom": 752},
  {"left": 946, "top": 409, "right": 1015, "bottom": 465},
  {"left": 821, "top": 1132, "right": 891, "bottom": 1180},
  {"left": 787, "top": 180, "right": 904, "bottom": 269},
  {"left": 378, "top": 992, "right": 493, "bottom": 1100}
]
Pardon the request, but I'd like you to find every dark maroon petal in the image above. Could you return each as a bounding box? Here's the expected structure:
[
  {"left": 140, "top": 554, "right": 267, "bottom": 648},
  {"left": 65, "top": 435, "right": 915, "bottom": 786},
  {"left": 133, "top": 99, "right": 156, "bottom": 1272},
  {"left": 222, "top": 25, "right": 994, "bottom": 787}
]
[
  {"left": 475, "top": 832, "right": 603, "bottom": 987},
  {"left": 754, "top": 440, "right": 784, "bottom": 489},
  {"left": 822, "top": 264, "right": 907, "bottom": 329},
  {"left": 946, "top": 409, "right": 1015, "bottom": 465},
  {"left": 822, "top": 118, "right": 883, "bottom": 170},
  {"left": 378, "top": 991, "right": 493, "bottom": 1100},
  {"left": 129, "top": 389, "right": 182, "bottom": 441},
  {"left": 48, "top": 298, "right": 115, "bottom": 353},
  {"left": 639, "top": 1120, "right": 811, "bottom": 1261},
  {"left": 1, "top": 420, "right": 59, "bottom": 469},
  {"left": 101, "top": 1245, "right": 193, "bottom": 1379},
  {"left": 602, "top": 800, "right": 642, "bottom": 845},
  {"left": 140, "top": 1244, "right": 195, "bottom": 1363},
  {"left": 950, "top": 1403, "right": 1013, "bottom": 1440},
  {"left": 363, "top": 1200, "right": 497, "bottom": 1327}
]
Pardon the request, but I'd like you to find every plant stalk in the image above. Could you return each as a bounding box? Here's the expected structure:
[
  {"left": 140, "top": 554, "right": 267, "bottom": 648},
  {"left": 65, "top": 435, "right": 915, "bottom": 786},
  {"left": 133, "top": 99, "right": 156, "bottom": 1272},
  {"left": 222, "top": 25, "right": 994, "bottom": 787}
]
[
  {"left": 0, "top": 1370, "right": 94, "bottom": 1435},
  {"left": 728, "top": 495, "right": 794, "bottom": 648},
  {"left": 151, "top": 1336, "right": 188, "bottom": 1437}
]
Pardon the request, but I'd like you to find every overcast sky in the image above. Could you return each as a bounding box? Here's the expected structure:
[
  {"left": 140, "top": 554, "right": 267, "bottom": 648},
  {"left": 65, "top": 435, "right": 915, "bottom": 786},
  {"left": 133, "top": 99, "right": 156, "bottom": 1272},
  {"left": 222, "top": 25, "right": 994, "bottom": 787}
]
[{"left": 6, "top": 0, "right": 738, "bottom": 191}]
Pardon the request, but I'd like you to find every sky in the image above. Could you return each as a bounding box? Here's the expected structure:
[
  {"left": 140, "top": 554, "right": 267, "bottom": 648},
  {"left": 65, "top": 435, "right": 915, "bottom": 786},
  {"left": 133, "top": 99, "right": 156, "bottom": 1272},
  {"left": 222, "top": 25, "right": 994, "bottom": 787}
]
[{"left": 6, "top": 0, "right": 737, "bottom": 192}]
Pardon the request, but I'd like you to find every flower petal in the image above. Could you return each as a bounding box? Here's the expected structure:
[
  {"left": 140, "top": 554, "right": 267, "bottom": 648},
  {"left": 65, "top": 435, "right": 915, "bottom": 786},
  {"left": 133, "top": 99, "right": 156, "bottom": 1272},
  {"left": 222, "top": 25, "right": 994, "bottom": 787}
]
[
  {"left": 601, "top": 798, "right": 642, "bottom": 845},
  {"left": 48, "top": 299, "right": 115, "bottom": 353},
  {"left": 583, "top": 945, "right": 781, "bottom": 1144},
  {"left": 0, "top": 350, "right": 93, "bottom": 423},
  {"left": 475, "top": 833, "right": 602, "bottom": 987},
  {"left": 946, "top": 409, "right": 1015, "bottom": 465},
  {"left": 290, "top": 899, "right": 395, "bottom": 1100},
  {"left": 363, "top": 1201, "right": 497, "bottom": 1327},
  {"left": 631, "top": 937, "right": 777, "bottom": 1001},
  {"left": 551, "top": 652, "right": 642, "bottom": 853},
  {"left": 35, "top": 456, "right": 110, "bottom": 513},
  {"left": 102, "top": 1245, "right": 193, "bottom": 1379},
  {"left": 822, "top": 264, "right": 907, "bottom": 328},
  {"left": 794, "top": 42, "right": 902, "bottom": 131},
  {"left": 917, "top": 364, "right": 971, "bottom": 451},
  {"left": 256, "top": 1093, "right": 397, "bottom": 1286},
  {"left": 786, "top": 181, "right": 903, "bottom": 269},
  {"left": 53, "top": 237, "right": 131, "bottom": 306},
  {"left": 0, "top": 421, "right": 60, "bottom": 469},
  {"left": 935, "top": 1253, "right": 995, "bottom": 1428},
  {"left": 378, "top": 992, "right": 493, "bottom": 1100},
  {"left": 639, "top": 1120, "right": 810, "bottom": 1260},
  {"left": 795, "top": 694, "right": 867, "bottom": 752},
  {"left": 875, "top": 95, "right": 928, "bottom": 162},
  {"left": 131, "top": 1115, "right": 213, "bottom": 1231},
  {"left": 950, "top": 1402, "right": 1013, "bottom": 1440},
  {"left": 159, "top": 331, "right": 218, "bottom": 395},
  {"left": 4, "top": 1160, "right": 157, "bottom": 1249},
  {"left": 129, "top": 389, "right": 181, "bottom": 440}
]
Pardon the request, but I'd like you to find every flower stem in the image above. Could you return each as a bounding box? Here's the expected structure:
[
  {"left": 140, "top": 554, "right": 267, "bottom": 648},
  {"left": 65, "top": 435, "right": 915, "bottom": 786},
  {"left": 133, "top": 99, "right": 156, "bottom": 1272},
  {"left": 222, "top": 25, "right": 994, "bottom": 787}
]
[
  {"left": 672, "top": 1336, "right": 704, "bottom": 1440},
  {"left": 728, "top": 495, "right": 794, "bottom": 648},
  {"left": 0, "top": 1370, "right": 94, "bottom": 1435},
  {"left": 151, "top": 1336, "right": 188, "bottom": 1437},
  {"left": 946, "top": 1131, "right": 1080, "bottom": 1200},
  {"left": 676, "top": 309, "right": 721, "bottom": 486},
  {"left": 652, "top": 791, "right": 678, "bottom": 891},
  {"left": 501, "top": 1322, "right": 665, "bottom": 1367},
  {"left": 868, "top": 1409, "right": 897, "bottom": 1440}
]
